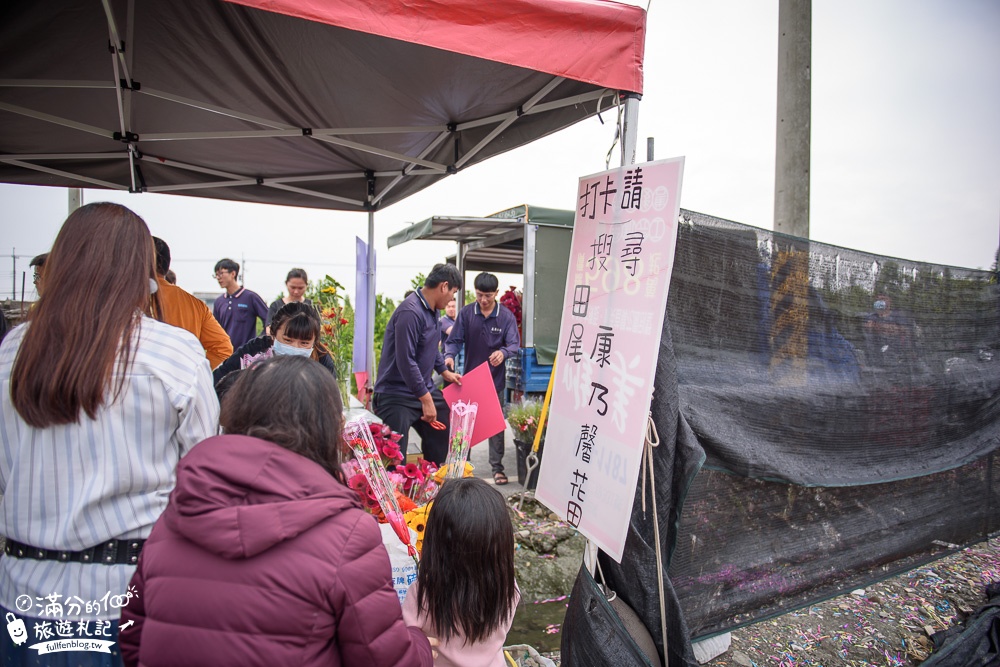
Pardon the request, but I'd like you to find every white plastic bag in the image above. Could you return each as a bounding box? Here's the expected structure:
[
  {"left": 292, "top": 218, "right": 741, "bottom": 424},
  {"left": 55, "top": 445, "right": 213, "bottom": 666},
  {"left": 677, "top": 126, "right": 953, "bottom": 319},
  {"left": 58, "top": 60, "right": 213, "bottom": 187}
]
[{"left": 379, "top": 522, "right": 419, "bottom": 605}]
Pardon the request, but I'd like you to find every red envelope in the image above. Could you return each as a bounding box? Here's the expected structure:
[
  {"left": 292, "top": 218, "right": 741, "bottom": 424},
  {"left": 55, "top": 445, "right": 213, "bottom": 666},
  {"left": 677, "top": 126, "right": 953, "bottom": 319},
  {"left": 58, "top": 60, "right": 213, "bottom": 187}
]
[{"left": 442, "top": 361, "right": 505, "bottom": 446}]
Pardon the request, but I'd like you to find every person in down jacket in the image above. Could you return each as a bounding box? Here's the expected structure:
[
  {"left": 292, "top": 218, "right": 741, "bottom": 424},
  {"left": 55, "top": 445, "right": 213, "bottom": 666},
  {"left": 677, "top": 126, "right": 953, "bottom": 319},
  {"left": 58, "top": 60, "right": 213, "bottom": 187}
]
[{"left": 120, "top": 355, "right": 435, "bottom": 667}]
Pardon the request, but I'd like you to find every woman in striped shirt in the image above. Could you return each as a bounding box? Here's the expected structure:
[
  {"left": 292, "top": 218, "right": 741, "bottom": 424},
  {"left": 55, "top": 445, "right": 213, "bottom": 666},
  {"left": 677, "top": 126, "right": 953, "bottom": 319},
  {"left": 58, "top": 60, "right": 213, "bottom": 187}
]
[{"left": 0, "top": 203, "right": 219, "bottom": 666}]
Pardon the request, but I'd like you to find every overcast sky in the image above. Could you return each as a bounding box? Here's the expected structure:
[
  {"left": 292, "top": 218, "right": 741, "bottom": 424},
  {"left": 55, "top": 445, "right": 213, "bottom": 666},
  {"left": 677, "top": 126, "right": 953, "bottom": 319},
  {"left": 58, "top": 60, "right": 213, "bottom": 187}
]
[{"left": 2, "top": 0, "right": 998, "bottom": 304}]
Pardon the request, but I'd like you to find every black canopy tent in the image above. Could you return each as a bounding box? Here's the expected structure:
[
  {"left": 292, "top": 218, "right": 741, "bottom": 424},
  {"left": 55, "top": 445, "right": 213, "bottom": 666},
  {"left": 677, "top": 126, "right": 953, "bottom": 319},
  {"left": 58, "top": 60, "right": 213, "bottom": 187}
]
[
  {"left": 0, "top": 0, "right": 646, "bottom": 385},
  {"left": 0, "top": 3, "right": 670, "bottom": 663},
  {"left": 0, "top": 0, "right": 645, "bottom": 209}
]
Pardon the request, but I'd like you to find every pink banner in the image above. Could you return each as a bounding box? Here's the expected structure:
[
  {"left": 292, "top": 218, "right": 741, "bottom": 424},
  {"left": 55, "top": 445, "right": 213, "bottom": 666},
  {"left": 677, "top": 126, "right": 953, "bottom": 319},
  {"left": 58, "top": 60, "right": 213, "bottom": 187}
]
[{"left": 534, "top": 157, "right": 684, "bottom": 562}]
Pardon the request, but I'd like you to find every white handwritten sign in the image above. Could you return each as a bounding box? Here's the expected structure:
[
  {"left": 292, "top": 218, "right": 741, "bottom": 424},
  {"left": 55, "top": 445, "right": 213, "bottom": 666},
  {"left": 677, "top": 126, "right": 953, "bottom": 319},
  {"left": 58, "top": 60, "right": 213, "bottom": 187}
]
[{"left": 535, "top": 158, "right": 684, "bottom": 562}]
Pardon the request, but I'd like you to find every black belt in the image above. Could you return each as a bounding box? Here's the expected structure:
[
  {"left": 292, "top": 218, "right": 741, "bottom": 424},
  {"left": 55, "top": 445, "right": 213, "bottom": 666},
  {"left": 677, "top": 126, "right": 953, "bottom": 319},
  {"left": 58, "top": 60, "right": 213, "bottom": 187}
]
[{"left": 3, "top": 538, "right": 145, "bottom": 565}]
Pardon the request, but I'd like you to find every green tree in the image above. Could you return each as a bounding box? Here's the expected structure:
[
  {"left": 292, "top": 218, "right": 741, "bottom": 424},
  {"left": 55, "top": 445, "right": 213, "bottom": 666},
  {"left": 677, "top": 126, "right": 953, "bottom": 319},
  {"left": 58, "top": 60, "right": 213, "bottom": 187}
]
[
  {"left": 409, "top": 272, "right": 426, "bottom": 293},
  {"left": 373, "top": 293, "right": 396, "bottom": 371}
]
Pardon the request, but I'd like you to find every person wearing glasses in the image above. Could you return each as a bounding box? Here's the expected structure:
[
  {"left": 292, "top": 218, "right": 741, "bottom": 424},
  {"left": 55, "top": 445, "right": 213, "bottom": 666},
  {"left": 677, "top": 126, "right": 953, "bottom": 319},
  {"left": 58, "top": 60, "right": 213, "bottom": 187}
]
[
  {"left": 212, "top": 258, "right": 269, "bottom": 349},
  {"left": 444, "top": 272, "right": 520, "bottom": 486},
  {"left": 29, "top": 252, "right": 47, "bottom": 296}
]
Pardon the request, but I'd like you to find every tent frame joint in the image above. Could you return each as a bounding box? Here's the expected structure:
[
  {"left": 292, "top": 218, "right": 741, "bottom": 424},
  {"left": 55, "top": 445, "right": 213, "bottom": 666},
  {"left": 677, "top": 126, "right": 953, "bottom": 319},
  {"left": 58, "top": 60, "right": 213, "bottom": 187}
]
[
  {"left": 302, "top": 127, "right": 312, "bottom": 136},
  {"left": 113, "top": 131, "right": 139, "bottom": 143}
]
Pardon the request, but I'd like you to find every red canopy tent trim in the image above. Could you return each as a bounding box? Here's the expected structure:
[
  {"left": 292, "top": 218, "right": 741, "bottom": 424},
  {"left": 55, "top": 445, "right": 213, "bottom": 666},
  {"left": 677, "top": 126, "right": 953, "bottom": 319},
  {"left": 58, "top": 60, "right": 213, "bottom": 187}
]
[{"left": 233, "top": 0, "right": 646, "bottom": 94}]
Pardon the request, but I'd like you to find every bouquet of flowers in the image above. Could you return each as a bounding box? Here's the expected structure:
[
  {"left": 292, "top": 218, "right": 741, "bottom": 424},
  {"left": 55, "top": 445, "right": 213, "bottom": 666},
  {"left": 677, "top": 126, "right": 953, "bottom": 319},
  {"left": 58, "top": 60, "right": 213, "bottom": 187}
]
[
  {"left": 343, "top": 417, "right": 417, "bottom": 561},
  {"left": 500, "top": 286, "right": 522, "bottom": 340},
  {"left": 313, "top": 276, "right": 354, "bottom": 403},
  {"left": 442, "top": 400, "right": 478, "bottom": 480},
  {"left": 387, "top": 458, "right": 440, "bottom": 505},
  {"left": 507, "top": 399, "right": 544, "bottom": 445}
]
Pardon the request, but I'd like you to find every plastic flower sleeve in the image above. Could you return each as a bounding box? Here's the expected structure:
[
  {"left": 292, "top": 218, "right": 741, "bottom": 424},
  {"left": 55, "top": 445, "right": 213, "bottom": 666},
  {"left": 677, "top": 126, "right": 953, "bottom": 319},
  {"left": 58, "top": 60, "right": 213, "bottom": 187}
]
[
  {"left": 344, "top": 416, "right": 418, "bottom": 562},
  {"left": 443, "top": 400, "right": 478, "bottom": 480}
]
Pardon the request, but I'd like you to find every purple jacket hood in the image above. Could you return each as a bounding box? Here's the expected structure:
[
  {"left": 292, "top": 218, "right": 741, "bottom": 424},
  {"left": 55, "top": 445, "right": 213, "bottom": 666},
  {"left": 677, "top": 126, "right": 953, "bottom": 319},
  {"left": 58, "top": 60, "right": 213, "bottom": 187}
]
[{"left": 165, "top": 434, "right": 359, "bottom": 559}]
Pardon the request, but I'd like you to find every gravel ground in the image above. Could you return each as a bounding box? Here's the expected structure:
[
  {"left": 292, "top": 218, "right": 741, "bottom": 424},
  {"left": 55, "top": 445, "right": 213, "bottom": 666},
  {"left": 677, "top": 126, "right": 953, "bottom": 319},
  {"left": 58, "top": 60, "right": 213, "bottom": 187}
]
[
  {"left": 704, "top": 537, "right": 1000, "bottom": 667},
  {"left": 503, "top": 533, "right": 1000, "bottom": 666}
]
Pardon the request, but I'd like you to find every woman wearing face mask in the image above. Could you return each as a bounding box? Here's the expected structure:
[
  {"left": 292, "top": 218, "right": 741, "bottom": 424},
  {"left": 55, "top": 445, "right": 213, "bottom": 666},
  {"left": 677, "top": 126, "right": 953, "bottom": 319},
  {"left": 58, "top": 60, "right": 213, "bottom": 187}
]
[
  {"left": 213, "top": 301, "right": 336, "bottom": 391},
  {"left": 265, "top": 268, "right": 310, "bottom": 334}
]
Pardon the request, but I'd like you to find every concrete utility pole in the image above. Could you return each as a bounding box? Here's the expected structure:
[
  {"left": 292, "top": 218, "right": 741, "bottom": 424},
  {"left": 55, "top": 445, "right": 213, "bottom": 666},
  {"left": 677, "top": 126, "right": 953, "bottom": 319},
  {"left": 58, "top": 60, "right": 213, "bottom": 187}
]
[{"left": 773, "top": 0, "right": 811, "bottom": 239}]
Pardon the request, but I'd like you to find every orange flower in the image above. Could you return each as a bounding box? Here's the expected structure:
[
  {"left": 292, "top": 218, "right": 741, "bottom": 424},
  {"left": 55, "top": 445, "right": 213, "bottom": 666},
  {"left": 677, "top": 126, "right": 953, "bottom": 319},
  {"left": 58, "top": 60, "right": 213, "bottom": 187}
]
[{"left": 395, "top": 492, "right": 417, "bottom": 513}]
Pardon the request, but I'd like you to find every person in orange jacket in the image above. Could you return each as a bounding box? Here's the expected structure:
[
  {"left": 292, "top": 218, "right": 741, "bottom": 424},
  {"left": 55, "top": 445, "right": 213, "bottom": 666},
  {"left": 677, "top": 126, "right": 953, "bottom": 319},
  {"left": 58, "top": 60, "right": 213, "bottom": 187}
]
[{"left": 152, "top": 237, "right": 233, "bottom": 368}]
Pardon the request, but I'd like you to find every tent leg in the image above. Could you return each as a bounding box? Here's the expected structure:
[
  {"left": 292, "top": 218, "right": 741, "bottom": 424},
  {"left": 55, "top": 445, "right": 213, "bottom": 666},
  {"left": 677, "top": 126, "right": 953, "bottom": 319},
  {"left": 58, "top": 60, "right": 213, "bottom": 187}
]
[
  {"left": 621, "top": 93, "right": 640, "bottom": 167},
  {"left": 367, "top": 210, "right": 376, "bottom": 409}
]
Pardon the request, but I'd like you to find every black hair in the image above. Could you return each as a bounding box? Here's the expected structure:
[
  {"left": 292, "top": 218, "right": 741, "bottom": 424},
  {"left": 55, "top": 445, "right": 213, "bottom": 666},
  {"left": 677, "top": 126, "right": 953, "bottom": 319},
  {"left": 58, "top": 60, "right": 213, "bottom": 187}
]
[
  {"left": 416, "top": 477, "right": 517, "bottom": 644},
  {"left": 425, "top": 263, "right": 462, "bottom": 291},
  {"left": 286, "top": 268, "right": 308, "bottom": 283},
  {"left": 219, "top": 356, "right": 346, "bottom": 482},
  {"left": 214, "top": 258, "right": 240, "bottom": 276},
  {"left": 271, "top": 301, "right": 320, "bottom": 342},
  {"left": 270, "top": 302, "right": 330, "bottom": 361},
  {"left": 153, "top": 237, "right": 171, "bottom": 276},
  {"left": 214, "top": 369, "right": 244, "bottom": 400},
  {"left": 473, "top": 272, "right": 498, "bottom": 293},
  {"left": 29, "top": 253, "right": 48, "bottom": 268}
]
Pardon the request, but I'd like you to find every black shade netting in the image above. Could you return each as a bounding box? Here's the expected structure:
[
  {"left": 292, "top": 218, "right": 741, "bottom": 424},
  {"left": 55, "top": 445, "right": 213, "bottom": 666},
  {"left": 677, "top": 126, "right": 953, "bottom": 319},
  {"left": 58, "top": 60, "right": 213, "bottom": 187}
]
[
  {"left": 665, "top": 211, "right": 1000, "bottom": 638},
  {"left": 562, "top": 295, "right": 706, "bottom": 667},
  {"left": 561, "top": 209, "right": 999, "bottom": 660}
]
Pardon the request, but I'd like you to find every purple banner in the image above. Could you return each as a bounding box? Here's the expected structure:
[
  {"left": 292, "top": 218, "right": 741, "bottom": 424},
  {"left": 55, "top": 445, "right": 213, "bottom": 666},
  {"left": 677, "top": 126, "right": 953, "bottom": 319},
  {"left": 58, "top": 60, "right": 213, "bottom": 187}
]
[{"left": 353, "top": 237, "right": 374, "bottom": 373}]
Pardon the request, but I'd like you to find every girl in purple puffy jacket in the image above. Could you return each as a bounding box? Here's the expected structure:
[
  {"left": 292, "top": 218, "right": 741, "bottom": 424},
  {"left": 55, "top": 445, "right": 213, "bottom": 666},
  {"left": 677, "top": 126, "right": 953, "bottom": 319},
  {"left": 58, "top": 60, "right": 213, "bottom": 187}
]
[
  {"left": 403, "top": 477, "right": 520, "bottom": 667},
  {"left": 121, "top": 355, "right": 435, "bottom": 667}
]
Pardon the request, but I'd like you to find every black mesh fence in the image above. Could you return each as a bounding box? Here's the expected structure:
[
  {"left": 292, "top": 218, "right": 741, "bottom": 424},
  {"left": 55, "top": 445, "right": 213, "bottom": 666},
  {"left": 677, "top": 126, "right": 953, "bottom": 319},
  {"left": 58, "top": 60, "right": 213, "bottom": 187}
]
[
  {"left": 560, "top": 210, "right": 1000, "bottom": 666},
  {"left": 667, "top": 211, "right": 1000, "bottom": 639}
]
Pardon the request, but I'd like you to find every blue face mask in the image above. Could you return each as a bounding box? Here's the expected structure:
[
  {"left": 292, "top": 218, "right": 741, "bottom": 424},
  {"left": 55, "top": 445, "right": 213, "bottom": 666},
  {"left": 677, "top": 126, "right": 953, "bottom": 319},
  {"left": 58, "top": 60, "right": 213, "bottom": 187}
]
[{"left": 272, "top": 338, "right": 313, "bottom": 358}]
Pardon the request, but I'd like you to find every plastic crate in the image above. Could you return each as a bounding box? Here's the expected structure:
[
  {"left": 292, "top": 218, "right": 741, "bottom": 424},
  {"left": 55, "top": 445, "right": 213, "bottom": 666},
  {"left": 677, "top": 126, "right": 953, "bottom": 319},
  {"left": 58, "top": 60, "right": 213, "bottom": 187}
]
[{"left": 505, "top": 347, "right": 553, "bottom": 393}]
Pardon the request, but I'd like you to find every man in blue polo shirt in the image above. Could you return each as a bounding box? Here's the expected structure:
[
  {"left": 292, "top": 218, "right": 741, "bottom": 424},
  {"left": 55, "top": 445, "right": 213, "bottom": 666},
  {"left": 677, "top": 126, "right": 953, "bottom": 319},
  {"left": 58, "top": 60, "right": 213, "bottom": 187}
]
[
  {"left": 444, "top": 272, "right": 520, "bottom": 485},
  {"left": 211, "top": 258, "right": 269, "bottom": 350},
  {"left": 374, "top": 263, "right": 464, "bottom": 464}
]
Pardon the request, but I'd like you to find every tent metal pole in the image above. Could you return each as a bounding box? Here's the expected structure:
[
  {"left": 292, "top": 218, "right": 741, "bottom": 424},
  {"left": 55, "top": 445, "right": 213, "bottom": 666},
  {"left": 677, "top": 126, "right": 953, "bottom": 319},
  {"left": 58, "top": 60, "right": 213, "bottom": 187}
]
[
  {"left": 620, "top": 93, "right": 640, "bottom": 166},
  {"left": 367, "top": 210, "right": 376, "bottom": 407},
  {"left": 0, "top": 102, "right": 111, "bottom": 138},
  {"left": 371, "top": 129, "right": 452, "bottom": 207},
  {"left": 0, "top": 159, "right": 124, "bottom": 190}
]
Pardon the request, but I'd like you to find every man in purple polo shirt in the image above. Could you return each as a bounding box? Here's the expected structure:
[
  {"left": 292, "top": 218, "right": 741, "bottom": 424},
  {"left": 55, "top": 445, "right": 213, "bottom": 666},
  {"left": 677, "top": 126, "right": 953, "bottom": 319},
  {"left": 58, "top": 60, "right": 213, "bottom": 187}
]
[
  {"left": 444, "top": 272, "right": 520, "bottom": 485},
  {"left": 211, "top": 258, "right": 269, "bottom": 350},
  {"left": 373, "top": 263, "right": 464, "bottom": 465}
]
